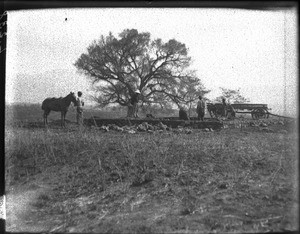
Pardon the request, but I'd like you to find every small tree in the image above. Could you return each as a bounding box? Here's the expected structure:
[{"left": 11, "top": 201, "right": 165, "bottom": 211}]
[
  {"left": 74, "top": 29, "right": 208, "bottom": 116},
  {"left": 215, "top": 88, "right": 250, "bottom": 104}
]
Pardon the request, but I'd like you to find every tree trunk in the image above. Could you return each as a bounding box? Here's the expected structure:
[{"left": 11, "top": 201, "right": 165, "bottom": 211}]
[
  {"left": 188, "top": 102, "right": 192, "bottom": 118},
  {"left": 127, "top": 105, "right": 134, "bottom": 117}
]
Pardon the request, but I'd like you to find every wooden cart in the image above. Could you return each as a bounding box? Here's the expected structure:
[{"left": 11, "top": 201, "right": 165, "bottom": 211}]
[{"left": 207, "top": 103, "right": 270, "bottom": 119}]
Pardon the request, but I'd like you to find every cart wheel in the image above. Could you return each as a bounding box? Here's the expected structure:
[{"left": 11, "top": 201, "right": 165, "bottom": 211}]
[
  {"left": 251, "top": 111, "right": 257, "bottom": 119},
  {"left": 251, "top": 108, "right": 266, "bottom": 119}
]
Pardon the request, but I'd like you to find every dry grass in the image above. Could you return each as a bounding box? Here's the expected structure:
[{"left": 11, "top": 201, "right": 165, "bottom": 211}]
[
  {"left": 5, "top": 121, "right": 298, "bottom": 233},
  {"left": 5, "top": 103, "right": 298, "bottom": 233}
]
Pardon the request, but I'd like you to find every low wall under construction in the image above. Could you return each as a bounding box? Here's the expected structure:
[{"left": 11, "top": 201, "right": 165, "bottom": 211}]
[{"left": 84, "top": 117, "right": 223, "bottom": 130}]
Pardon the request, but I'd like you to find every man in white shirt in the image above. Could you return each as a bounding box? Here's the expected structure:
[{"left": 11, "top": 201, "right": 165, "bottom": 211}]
[{"left": 76, "top": 91, "right": 84, "bottom": 125}]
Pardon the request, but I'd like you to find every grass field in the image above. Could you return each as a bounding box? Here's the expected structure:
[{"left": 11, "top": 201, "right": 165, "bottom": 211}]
[
  {"left": 5, "top": 104, "right": 299, "bottom": 233},
  {"left": 5, "top": 103, "right": 179, "bottom": 124}
]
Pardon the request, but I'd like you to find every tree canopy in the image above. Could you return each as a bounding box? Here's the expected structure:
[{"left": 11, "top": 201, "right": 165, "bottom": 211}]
[
  {"left": 215, "top": 87, "right": 250, "bottom": 104},
  {"left": 74, "top": 29, "right": 208, "bottom": 110}
]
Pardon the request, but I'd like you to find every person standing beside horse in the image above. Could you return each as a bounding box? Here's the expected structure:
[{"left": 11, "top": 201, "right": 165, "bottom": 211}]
[
  {"left": 196, "top": 95, "right": 206, "bottom": 121},
  {"left": 76, "top": 91, "right": 85, "bottom": 125}
]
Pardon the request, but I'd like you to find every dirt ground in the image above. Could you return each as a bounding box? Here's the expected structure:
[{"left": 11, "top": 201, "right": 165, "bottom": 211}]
[
  {"left": 6, "top": 177, "right": 59, "bottom": 232},
  {"left": 5, "top": 117, "right": 298, "bottom": 233}
]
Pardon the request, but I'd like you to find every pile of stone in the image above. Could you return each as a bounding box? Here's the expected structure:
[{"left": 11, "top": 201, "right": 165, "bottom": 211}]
[{"left": 90, "top": 121, "right": 216, "bottom": 134}]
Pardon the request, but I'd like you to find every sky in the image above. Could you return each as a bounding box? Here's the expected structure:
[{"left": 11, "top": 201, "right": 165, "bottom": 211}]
[{"left": 5, "top": 7, "right": 298, "bottom": 116}]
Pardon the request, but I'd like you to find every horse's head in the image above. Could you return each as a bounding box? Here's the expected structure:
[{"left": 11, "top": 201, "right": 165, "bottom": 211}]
[{"left": 68, "top": 92, "right": 77, "bottom": 105}]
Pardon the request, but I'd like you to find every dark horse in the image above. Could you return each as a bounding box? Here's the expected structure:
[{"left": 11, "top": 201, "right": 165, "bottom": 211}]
[{"left": 42, "top": 92, "right": 77, "bottom": 127}]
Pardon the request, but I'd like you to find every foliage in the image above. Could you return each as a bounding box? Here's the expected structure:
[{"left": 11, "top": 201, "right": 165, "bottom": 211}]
[
  {"left": 215, "top": 88, "right": 250, "bottom": 104},
  {"left": 74, "top": 29, "right": 209, "bottom": 109}
]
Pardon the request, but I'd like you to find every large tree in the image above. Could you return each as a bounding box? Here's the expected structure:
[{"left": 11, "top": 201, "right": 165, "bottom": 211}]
[
  {"left": 74, "top": 29, "right": 208, "bottom": 116},
  {"left": 215, "top": 87, "right": 250, "bottom": 104}
]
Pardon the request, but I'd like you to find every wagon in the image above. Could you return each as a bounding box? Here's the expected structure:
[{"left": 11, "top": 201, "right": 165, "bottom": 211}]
[{"left": 207, "top": 103, "right": 270, "bottom": 119}]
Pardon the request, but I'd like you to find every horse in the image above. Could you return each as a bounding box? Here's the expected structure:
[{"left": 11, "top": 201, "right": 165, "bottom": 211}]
[
  {"left": 207, "top": 103, "right": 217, "bottom": 118},
  {"left": 207, "top": 103, "right": 235, "bottom": 119},
  {"left": 41, "top": 92, "right": 77, "bottom": 127}
]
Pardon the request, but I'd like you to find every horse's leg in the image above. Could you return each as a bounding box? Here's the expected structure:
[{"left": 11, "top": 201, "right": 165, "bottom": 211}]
[
  {"left": 62, "top": 111, "right": 67, "bottom": 127},
  {"left": 43, "top": 111, "right": 46, "bottom": 126},
  {"left": 61, "top": 112, "right": 64, "bottom": 127},
  {"left": 47, "top": 110, "right": 50, "bottom": 125},
  {"left": 43, "top": 110, "right": 49, "bottom": 126},
  {"left": 64, "top": 112, "right": 67, "bottom": 127}
]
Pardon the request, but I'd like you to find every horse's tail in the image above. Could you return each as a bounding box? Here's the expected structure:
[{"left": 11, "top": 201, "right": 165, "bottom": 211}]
[{"left": 41, "top": 99, "right": 48, "bottom": 110}]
